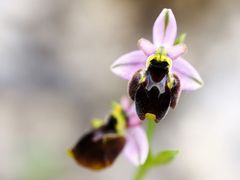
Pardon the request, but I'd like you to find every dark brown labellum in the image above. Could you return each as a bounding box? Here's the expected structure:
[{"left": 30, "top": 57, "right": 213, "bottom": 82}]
[
  {"left": 70, "top": 115, "right": 126, "bottom": 170},
  {"left": 71, "top": 130, "right": 126, "bottom": 170},
  {"left": 128, "top": 63, "right": 181, "bottom": 122},
  {"left": 135, "top": 83, "right": 171, "bottom": 122}
]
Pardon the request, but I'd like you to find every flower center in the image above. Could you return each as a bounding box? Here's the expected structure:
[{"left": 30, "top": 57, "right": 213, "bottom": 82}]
[{"left": 146, "top": 48, "right": 174, "bottom": 89}]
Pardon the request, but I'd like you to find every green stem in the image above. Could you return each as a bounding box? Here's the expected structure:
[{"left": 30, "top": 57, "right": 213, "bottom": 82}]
[
  {"left": 146, "top": 120, "right": 156, "bottom": 147},
  {"left": 134, "top": 120, "right": 156, "bottom": 180},
  {"left": 134, "top": 164, "right": 148, "bottom": 180}
]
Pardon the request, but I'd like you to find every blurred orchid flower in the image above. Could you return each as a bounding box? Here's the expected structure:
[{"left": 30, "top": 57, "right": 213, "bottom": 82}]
[
  {"left": 68, "top": 97, "right": 148, "bottom": 170},
  {"left": 111, "top": 8, "right": 203, "bottom": 91},
  {"left": 111, "top": 9, "right": 203, "bottom": 122}
]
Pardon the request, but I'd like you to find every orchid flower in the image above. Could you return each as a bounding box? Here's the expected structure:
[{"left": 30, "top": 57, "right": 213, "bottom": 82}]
[
  {"left": 111, "top": 9, "right": 203, "bottom": 122},
  {"left": 111, "top": 8, "right": 203, "bottom": 90},
  {"left": 68, "top": 97, "right": 149, "bottom": 170}
]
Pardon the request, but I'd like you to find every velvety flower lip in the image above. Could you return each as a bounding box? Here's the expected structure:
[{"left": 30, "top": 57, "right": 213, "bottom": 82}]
[{"left": 111, "top": 8, "right": 203, "bottom": 91}]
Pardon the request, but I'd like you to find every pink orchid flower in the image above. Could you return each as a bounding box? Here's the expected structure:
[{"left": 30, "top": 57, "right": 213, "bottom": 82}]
[
  {"left": 69, "top": 97, "right": 149, "bottom": 170},
  {"left": 111, "top": 8, "right": 203, "bottom": 91}
]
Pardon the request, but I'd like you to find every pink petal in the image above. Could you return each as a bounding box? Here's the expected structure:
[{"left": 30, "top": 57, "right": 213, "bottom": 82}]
[
  {"left": 153, "top": 9, "right": 177, "bottom": 47},
  {"left": 137, "top": 38, "right": 156, "bottom": 56},
  {"left": 167, "top": 44, "right": 187, "bottom": 60},
  {"left": 172, "top": 57, "right": 204, "bottom": 91},
  {"left": 120, "top": 97, "right": 141, "bottom": 127},
  {"left": 123, "top": 126, "right": 149, "bottom": 166},
  {"left": 111, "top": 50, "right": 146, "bottom": 80},
  {"left": 120, "top": 96, "right": 131, "bottom": 111},
  {"left": 127, "top": 104, "right": 142, "bottom": 127}
]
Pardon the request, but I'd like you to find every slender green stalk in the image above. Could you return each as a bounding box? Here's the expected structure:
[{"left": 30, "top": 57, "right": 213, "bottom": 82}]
[
  {"left": 146, "top": 120, "right": 156, "bottom": 147},
  {"left": 134, "top": 120, "right": 156, "bottom": 180},
  {"left": 134, "top": 163, "right": 148, "bottom": 180}
]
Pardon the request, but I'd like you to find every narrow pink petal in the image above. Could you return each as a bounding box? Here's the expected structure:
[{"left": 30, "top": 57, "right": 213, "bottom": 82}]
[
  {"left": 120, "top": 96, "right": 131, "bottom": 111},
  {"left": 153, "top": 9, "right": 177, "bottom": 47},
  {"left": 120, "top": 97, "right": 141, "bottom": 127},
  {"left": 123, "top": 126, "right": 149, "bottom": 166},
  {"left": 127, "top": 104, "right": 142, "bottom": 127},
  {"left": 172, "top": 57, "right": 204, "bottom": 91},
  {"left": 137, "top": 38, "right": 156, "bottom": 56},
  {"left": 111, "top": 50, "right": 146, "bottom": 80},
  {"left": 167, "top": 44, "right": 187, "bottom": 60}
]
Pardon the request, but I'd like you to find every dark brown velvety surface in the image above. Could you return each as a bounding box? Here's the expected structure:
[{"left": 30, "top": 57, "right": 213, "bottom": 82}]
[{"left": 71, "top": 129, "right": 126, "bottom": 170}]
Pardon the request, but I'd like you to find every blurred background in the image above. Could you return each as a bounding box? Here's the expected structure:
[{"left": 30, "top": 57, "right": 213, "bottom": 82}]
[{"left": 0, "top": 0, "right": 240, "bottom": 180}]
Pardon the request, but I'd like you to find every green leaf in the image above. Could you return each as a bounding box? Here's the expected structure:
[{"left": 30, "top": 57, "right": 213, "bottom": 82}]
[
  {"left": 174, "top": 33, "right": 186, "bottom": 45},
  {"left": 151, "top": 150, "right": 179, "bottom": 166}
]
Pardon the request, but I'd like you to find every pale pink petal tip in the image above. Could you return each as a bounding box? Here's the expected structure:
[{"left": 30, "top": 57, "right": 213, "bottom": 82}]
[
  {"left": 120, "top": 96, "right": 131, "bottom": 111},
  {"left": 137, "top": 38, "right": 156, "bottom": 56},
  {"left": 153, "top": 8, "right": 177, "bottom": 47},
  {"left": 172, "top": 57, "right": 204, "bottom": 91},
  {"left": 167, "top": 44, "right": 187, "bottom": 60},
  {"left": 111, "top": 50, "right": 146, "bottom": 80}
]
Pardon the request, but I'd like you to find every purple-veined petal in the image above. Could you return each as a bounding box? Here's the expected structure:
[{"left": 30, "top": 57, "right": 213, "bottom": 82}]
[
  {"left": 137, "top": 38, "right": 156, "bottom": 56},
  {"left": 167, "top": 44, "right": 187, "bottom": 60},
  {"left": 153, "top": 9, "right": 177, "bottom": 47},
  {"left": 172, "top": 57, "right": 204, "bottom": 91},
  {"left": 123, "top": 126, "right": 149, "bottom": 166},
  {"left": 111, "top": 50, "right": 146, "bottom": 80}
]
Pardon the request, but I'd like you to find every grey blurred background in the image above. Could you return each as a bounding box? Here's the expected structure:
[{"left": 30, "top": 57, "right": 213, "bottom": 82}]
[{"left": 0, "top": 0, "right": 240, "bottom": 180}]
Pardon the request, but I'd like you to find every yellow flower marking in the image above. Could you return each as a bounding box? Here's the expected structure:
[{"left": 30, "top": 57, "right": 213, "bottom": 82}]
[
  {"left": 167, "top": 74, "right": 175, "bottom": 89},
  {"left": 91, "top": 119, "right": 105, "bottom": 129},
  {"left": 111, "top": 102, "right": 126, "bottom": 135},
  {"left": 145, "top": 113, "right": 156, "bottom": 121},
  {"left": 66, "top": 149, "right": 74, "bottom": 158}
]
